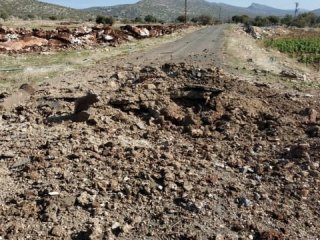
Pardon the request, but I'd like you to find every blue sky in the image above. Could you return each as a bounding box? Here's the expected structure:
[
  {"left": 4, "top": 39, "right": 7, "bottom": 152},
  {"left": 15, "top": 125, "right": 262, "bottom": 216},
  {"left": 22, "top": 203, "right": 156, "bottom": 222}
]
[{"left": 40, "top": 0, "right": 320, "bottom": 10}]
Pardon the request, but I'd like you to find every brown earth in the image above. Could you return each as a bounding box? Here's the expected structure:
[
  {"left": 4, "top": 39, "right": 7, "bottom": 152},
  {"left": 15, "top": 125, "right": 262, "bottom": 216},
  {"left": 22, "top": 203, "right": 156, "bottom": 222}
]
[{"left": 0, "top": 25, "right": 319, "bottom": 240}]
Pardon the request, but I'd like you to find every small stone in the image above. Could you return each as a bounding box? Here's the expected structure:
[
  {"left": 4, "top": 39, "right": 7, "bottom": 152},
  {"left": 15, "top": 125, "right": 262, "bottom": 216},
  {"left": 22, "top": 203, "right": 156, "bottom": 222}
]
[
  {"left": 136, "top": 121, "right": 146, "bottom": 130},
  {"left": 237, "top": 197, "right": 251, "bottom": 207},
  {"left": 300, "top": 189, "right": 309, "bottom": 198},
  {"left": 76, "top": 192, "right": 91, "bottom": 207},
  {"left": 215, "top": 234, "right": 224, "bottom": 240},
  {"left": 48, "top": 192, "right": 60, "bottom": 196},
  {"left": 306, "top": 126, "right": 320, "bottom": 138},
  {"left": 254, "top": 192, "right": 261, "bottom": 201},
  {"left": 1, "top": 151, "right": 15, "bottom": 159},
  {"left": 111, "top": 222, "right": 123, "bottom": 236},
  {"left": 115, "top": 72, "right": 125, "bottom": 80},
  {"left": 60, "top": 196, "right": 76, "bottom": 207},
  {"left": 183, "top": 181, "right": 193, "bottom": 191},
  {"left": 122, "top": 224, "right": 132, "bottom": 233},
  {"left": 289, "top": 143, "right": 310, "bottom": 159},
  {"left": 306, "top": 108, "right": 318, "bottom": 122},
  {"left": 190, "top": 128, "right": 204, "bottom": 137},
  {"left": 20, "top": 84, "right": 36, "bottom": 95},
  {"left": 145, "top": 84, "right": 157, "bottom": 90},
  {"left": 50, "top": 226, "right": 65, "bottom": 237}
]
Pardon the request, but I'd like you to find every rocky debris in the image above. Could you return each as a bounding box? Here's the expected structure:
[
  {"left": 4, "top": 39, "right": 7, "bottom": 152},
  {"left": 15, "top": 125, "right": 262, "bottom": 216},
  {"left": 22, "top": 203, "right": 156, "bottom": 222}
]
[
  {"left": 303, "top": 108, "right": 318, "bottom": 123},
  {"left": 244, "top": 24, "right": 261, "bottom": 39},
  {"left": 120, "top": 25, "right": 150, "bottom": 38},
  {"left": 74, "top": 92, "right": 99, "bottom": 113},
  {"left": 288, "top": 143, "right": 310, "bottom": 159},
  {"left": 19, "top": 84, "right": 36, "bottom": 95},
  {"left": 280, "top": 69, "right": 298, "bottom": 79},
  {"left": 0, "top": 24, "right": 188, "bottom": 53},
  {"left": 256, "top": 230, "right": 284, "bottom": 240},
  {"left": 0, "top": 62, "right": 319, "bottom": 239}
]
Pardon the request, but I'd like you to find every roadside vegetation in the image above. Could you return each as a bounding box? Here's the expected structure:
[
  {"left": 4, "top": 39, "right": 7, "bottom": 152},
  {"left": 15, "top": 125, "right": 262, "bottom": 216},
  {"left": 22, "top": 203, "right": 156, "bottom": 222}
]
[
  {"left": 264, "top": 32, "right": 320, "bottom": 68},
  {"left": 232, "top": 12, "right": 320, "bottom": 28}
]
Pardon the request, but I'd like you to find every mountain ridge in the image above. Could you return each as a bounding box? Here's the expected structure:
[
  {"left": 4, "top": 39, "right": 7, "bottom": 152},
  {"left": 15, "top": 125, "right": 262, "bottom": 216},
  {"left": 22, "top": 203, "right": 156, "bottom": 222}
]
[
  {"left": 0, "top": 0, "right": 318, "bottom": 22},
  {"left": 0, "top": 0, "right": 93, "bottom": 20},
  {"left": 86, "top": 0, "right": 318, "bottom": 21}
]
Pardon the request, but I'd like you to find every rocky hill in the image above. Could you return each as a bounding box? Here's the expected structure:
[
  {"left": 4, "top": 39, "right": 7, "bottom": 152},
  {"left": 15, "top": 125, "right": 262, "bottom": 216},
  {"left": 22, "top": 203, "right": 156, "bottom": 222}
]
[
  {"left": 87, "top": 0, "right": 301, "bottom": 21},
  {"left": 0, "top": 0, "right": 93, "bottom": 20}
]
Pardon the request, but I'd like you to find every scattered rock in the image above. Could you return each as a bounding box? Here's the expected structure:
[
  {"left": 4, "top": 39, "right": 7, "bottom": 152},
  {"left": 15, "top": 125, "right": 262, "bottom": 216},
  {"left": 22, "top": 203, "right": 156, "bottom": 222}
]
[
  {"left": 288, "top": 143, "right": 310, "bottom": 159},
  {"left": 19, "top": 84, "right": 36, "bottom": 95},
  {"left": 74, "top": 92, "right": 99, "bottom": 113},
  {"left": 50, "top": 226, "right": 65, "bottom": 237}
]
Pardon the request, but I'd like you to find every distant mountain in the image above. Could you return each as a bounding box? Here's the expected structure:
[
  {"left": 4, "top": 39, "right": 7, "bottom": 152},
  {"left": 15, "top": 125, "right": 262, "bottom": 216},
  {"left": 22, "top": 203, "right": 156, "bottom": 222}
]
[
  {"left": 312, "top": 9, "right": 320, "bottom": 15},
  {"left": 0, "top": 0, "right": 93, "bottom": 20},
  {"left": 247, "top": 3, "right": 294, "bottom": 16},
  {"left": 86, "top": 0, "right": 304, "bottom": 21}
]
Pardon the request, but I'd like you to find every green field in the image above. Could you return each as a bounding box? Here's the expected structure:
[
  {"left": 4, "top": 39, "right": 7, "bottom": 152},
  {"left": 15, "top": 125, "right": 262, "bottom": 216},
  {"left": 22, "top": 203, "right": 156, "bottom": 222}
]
[{"left": 265, "top": 32, "right": 320, "bottom": 66}]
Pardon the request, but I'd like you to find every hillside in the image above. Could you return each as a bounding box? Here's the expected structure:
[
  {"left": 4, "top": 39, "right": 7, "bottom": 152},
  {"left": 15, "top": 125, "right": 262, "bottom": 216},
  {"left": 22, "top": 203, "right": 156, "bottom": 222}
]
[
  {"left": 86, "top": 0, "right": 299, "bottom": 21},
  {"left": 0, "top": 0, "right": 93, "bottom": 20},
  {"left": 246, "top": 3, "right": 296, "bottom": 16},
  {"left": 313, "top": 9, "right": 320, "bottom": 15}
]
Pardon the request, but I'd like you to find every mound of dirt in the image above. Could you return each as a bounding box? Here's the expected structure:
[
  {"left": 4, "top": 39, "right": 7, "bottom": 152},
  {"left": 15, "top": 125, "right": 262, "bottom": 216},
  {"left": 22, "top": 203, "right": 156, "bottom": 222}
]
[{"left": 0, "top": 63, "right": 319, "bottom": 239}]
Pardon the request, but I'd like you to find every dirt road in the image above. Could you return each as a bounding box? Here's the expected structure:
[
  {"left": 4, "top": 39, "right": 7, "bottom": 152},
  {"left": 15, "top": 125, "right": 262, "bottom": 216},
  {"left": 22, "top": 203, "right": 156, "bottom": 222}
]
[{"left": 120, "top": 25, "right": 227, "bottom": 67}]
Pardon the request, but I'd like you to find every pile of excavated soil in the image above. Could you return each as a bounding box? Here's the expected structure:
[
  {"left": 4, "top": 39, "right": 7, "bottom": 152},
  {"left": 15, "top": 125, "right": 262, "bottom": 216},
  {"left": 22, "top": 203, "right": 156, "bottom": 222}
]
[{"left": 0, "top": 63, "right": 319, "bottom": 239}]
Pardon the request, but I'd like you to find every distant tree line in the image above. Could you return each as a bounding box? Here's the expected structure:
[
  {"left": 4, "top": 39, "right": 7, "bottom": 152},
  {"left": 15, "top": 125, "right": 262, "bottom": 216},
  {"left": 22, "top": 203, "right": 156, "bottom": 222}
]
[
  {"left": 176, "top": 14, "right": 216, "bottom": 25},
  {"left": 232, "top": 12, "right": 320, "bottom": 28}
]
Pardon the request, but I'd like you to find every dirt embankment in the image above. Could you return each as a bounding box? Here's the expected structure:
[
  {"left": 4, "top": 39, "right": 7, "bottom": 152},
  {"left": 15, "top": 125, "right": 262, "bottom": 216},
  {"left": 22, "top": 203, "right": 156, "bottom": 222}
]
[
  {"left": 0, "top": 24, "right": 189, "bottom": 53},
  {"left": 0, "top": 61, "right": 319, "bottom": 239}
]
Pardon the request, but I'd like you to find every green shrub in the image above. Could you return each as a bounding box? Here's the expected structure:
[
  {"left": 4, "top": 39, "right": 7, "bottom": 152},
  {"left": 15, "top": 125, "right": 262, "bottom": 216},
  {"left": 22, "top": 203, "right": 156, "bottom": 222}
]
[
  {"left": 134, "top": 17, "right": 143, "bottom": 23},
  {"left": 96, "top": 15, "right": 115, "bottom": 25},
  {"left": 197, "top": 15, "right": 214, "bottom": 25},
  {"left": 49, "top": 16, "right": 57, "bottom": 20},
  {"left": 0, "top": 11, "right": 9, "bottom": 20},
  {"left": 144, "top": 15, "right": 157, "bottom": 23},
  {"left": 176, "top": 15, "right": 188, "bottom": 23}
]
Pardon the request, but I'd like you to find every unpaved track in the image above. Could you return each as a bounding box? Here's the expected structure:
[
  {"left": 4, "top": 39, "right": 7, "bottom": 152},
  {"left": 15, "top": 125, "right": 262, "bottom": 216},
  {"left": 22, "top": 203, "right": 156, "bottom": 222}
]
[
  {"left": 48, "top": 25, "right": 228, "bottom": 89},
  {"left": 119, "top": 25, "right": 227, "bottom": 67}
]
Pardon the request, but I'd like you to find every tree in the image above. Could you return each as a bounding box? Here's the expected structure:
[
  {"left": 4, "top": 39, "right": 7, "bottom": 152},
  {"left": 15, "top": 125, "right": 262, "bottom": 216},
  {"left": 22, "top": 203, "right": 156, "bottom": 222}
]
[
  {"left": 144, "top": 15, "right": 157, "bottom": 23},
  {"left": 134, "top": 17, "right": 143, "bottom": 23},
  {"left": 27, "top": 14, "right": 36, "bottom": 19},
  {"left": 96, "top": 15, "right": 115, "bottom": 25},
  {"left": 281, "top": 14, "right": 293, "bottom": 26},
  {"left": 49, "top": 16, "right": 57, "bottom": 20},
  {"left": 231, "top": 15, "right": 250, "bottom": 24},
  {"left": 191, "top": 16, "right": 199, "bottom": 23},
  {"left": 292, "top": 12, "right": 318, "bottom": 27},
  {"left": 252, "top": 16, "right": 270, "bottom": 26},
  {"left": 267, "top": 16, "right": 280, "bottom": 25},
  {"left": 104, "top": 16, "right": 115, "bottom": 25},
  {"left": 197, "top": 15, "right": 214, "bottom": 25},
  {"left": 176, "top": 15, "right": 188, "bottom": 23},
  {"left": 96, "top": 15, "right": 105, "bottom": 24},
  {"left": 0, "top": 11, "right": 9, "bottom": 20}
]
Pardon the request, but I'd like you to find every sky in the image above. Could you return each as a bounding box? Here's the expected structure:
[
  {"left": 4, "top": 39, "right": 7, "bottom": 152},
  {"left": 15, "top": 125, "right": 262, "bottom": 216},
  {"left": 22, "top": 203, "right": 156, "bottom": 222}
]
[{"left": 40, "top": 0, "right": 320, "bottom": 10}]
